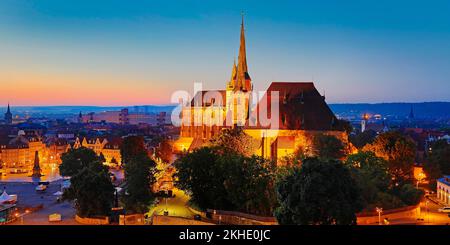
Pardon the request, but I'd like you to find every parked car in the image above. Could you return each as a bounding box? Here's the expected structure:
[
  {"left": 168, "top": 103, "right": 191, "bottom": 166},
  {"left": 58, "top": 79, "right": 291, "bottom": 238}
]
[
  {"left": 38, "top": 181, "right": 50, "bottom": 186},
  {"left": 438, "top": 207, "right": 450, "bottom": 213},
  {"left": 35, "top": 184, "right": 47, "bottom": 192}
]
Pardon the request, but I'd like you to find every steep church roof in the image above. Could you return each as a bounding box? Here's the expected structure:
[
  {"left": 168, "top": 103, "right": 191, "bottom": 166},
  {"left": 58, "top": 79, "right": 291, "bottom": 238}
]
[{"left": 250, "top": 82, "right": 344, "bottom": 131}]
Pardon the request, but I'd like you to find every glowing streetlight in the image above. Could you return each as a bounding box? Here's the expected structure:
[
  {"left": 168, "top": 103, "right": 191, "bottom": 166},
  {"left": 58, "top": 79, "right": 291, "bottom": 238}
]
[
  {"left": 375, "top": 207, "right": 383, "bottom": 225},
  {"left": 417, "top": 172, "right": 426, "bottom": 189}
]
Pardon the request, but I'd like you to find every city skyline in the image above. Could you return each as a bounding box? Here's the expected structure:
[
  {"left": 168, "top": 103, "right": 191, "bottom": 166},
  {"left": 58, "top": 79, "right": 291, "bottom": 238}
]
[
  {"left": 1, "top": 1, "right": 450, "bottom": 106},
  {"left": 1, "top": 1, "right": 450, "bottom": 233}
]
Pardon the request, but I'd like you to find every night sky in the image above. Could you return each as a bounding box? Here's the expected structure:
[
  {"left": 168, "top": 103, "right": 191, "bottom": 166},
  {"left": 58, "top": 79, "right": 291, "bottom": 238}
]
[{"left": 1, "top": 0, "right": 449, "bottom": 106}]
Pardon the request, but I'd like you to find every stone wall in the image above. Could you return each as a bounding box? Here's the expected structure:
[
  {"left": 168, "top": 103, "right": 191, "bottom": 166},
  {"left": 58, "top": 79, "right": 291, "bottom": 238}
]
[
  {"left": 75, "top": 215, "right": 109, "bottom": 225},
  {"left": 357, "top": 205, "right": 420, "bottom": 225},
  {"left": 207, "top": 209, "right": 278, "bottom": 225},
  {"left": 119, "top": 214, "right": 145, "bottom": 225},
  {"left": 152, "top": 215, "right": 214, "bottom": 225}
]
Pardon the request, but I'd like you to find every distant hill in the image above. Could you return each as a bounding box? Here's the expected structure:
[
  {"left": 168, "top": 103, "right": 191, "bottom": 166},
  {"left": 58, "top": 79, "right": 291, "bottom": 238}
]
[
  {"left": 0, "top": 105, "right": 177, "bottom": 118},
  {"left": 1, "top": 102, "right": 449, "bottom": 119},
  {"left": 329, "top": 102, "right": 450, "bottom": 119}
]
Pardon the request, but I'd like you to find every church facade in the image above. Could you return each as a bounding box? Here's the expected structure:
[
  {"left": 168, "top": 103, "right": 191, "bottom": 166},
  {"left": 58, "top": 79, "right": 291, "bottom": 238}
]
[{"left": 174, "top": 18, "right": 351, "bottom": 164}]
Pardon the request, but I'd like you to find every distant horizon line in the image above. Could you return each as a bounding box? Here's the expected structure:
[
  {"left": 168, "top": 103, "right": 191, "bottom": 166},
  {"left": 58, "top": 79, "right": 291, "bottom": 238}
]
[{"left": 1, "top": 101, "right": 450, "bottom": 108}]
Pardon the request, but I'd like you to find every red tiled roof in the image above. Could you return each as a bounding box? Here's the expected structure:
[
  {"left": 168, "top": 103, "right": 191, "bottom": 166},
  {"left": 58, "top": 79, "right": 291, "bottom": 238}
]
[{"left": 250, "top": 82, "right": 344, "bottom": 131}]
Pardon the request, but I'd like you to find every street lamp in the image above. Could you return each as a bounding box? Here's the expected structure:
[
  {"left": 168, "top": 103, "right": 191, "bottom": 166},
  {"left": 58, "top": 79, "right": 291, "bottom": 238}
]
[
  {"left": 417, "top": 172, "right": 426, "bottom": 189},
  {"left": 375, "top": 207, "right": 383, "bottom": 225}
]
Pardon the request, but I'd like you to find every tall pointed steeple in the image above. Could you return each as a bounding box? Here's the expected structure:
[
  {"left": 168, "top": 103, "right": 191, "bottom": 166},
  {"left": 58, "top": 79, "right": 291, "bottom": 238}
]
[
  {"left": 231, "top": 58, "right": 237, "bottom": 81},
  {"left": 4, "top": 103, "right": 12, "bottom": 125},
  {"left": 235, "top": 14, "right": 251, "bottom": 92},
  {"left": 227, "top": 58, "right": 238, "bottom": 90},
  {"left": 32, "top": 151, "right": 42, "bottom": 177},
  {"left": 408, "top": 105, "right": 414, "bottom": 120}
]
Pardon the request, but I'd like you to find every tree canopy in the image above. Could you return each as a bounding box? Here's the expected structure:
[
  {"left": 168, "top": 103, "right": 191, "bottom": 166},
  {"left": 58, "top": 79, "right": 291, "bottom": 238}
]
[
  {"left": 59, "top": 147, "right": 107, "bottom": 177},
  {"left": 156, "top": 139, "right": 174, "bottom": 163},
  {"left": 423, "top": 139, "right": 450, "bottom": 187},
  {"left": 208, "top": 127, "right": 259, "bottom": 157},
  {"left": 174, "top": 147, "right": 231, "bottom": 210},
  {"left": 64, "top": 166, "right": 115, "bottom": 217},
  {"left": 122, "top": 152, "right": 158, "bottom": 213},
  {"left": 221, "top": 154, "right": 277, "bottom": 215},
  {"left": 275, "top": 157, "right": 363, "bottom": 225},
  {"left": 363, "top": 131, "right": 416, "bottom": 183},
  {"left": 312, "top": 134, "right": 346, "bottom": 160},
  {"left": 338, "top": 119, "right": 353, "bottom": 135},
  {"left": 174, "top": 147, "right": 277, "bottom": 215},
  {"left": 120, "top": 136, "right": 146, "bottom": 165},
  {"left": 350, "top": 129, "right": 377, "bottom": 149},
  {"left": 345, "top": 151, "right": 422, "bottom": 210}
]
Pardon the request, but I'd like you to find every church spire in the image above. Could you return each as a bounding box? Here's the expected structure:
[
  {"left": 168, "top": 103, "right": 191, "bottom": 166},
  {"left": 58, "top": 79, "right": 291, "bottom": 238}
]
[
  {"left": 230, "top": 58, "right": 237, "bottom": 82},
  {"left": 235, "top": 13, "right": 251, "bottom": 91},
  {"left": 4, "top": 102, "right": 12, "bottom": 125},
  {"left": 409, "top": 105, "right": 415, "bottom": 119}
]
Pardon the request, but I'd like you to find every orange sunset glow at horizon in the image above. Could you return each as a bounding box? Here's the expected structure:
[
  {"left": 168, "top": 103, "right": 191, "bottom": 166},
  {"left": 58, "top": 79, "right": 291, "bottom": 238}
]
[{"left": 0, "top": 70, "right": 182, "bottom": 106}]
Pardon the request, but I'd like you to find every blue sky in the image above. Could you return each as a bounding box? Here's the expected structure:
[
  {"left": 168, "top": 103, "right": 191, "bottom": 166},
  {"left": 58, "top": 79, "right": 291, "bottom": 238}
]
[{"left": 0, "top": 0, "right": 449, "bottom": 105}]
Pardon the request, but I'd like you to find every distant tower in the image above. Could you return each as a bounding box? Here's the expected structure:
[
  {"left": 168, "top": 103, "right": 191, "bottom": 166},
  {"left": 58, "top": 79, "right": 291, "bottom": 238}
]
[
  {"left": 4, "top": 103, "right": 12, "bottom": 125},
  {"left": 226, "top": 14, "right": 253, "bottom": 127},
  {"left": 408, "top": 105, "right": 415, "bottom": 120},
  {"left": 361, "top": 113, "right": 369, "bottom": 132},
  {"left": 382, "top": 119, "right": 389, "bottom": 132},
  {"left": 78, "top": 111, "right": 83, "bottom": 123},
  {"left": 32, "top": 151, "right": 42, "bottom": 177}
]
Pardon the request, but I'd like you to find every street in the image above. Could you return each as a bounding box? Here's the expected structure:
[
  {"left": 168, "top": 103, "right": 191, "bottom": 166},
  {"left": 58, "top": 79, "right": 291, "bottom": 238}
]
[
  {"left": 1, "top": 180, "right": 78, "bottom": 225},
  {"left": 149, "top": 188, "right": 195, "bottom": 219}
]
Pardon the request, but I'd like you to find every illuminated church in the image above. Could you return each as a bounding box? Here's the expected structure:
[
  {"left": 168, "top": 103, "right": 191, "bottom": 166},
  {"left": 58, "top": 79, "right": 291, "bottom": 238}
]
[{"left": 174, "top": 17, "right": 350, "bottom": 163}]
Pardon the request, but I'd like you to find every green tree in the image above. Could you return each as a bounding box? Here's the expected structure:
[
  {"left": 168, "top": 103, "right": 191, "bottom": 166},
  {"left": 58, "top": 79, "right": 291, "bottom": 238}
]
[
  {"left": 350, "top": 129, "right": 377, "bottom": 149},
  {"left": 275, "top": 158, "right": 363, "bottom": 225},
  {"left": 122, "top": 152, "right": 157, "bottom": 213},
  {"left": 174, "top": 147, "right": 232, "bottom": 210},
  {"left": 394, "top": 183, "right": 423, "bottom": 206},
  {"left": 156, "top": 139, "right": 174, "bottom": 163},
  {"left": 344, "top": 152, "right": 391, "bottom": 210},
  {"left": 423, "top": 139, "right": 450, "bottom": 187},
  {"left": 59, "top": 147, "right": 106, "bottom": 177},
  {"left": 63, "top": 166, "right": 115, "bottom": 217},
  {"left": 175, "top": 147, "right": 278, "bottom": 215},
  {"left": 338, "top": 119, "right": 353, "bottom": 135},
  {"left": 345, "top": 152, "right": 423, "bottom": 210},
  {"left": 312, "top": 134, "right": 346, "bottom": 160},
  {"left": 279, "top": 146, "right": 306, "bottom": 166},
  {"left": 208, "top": 127, "right": 259, "bottom": 157},
  {"left": 120, "top": 136, "right": 146, "bottom": 165},
  {"left": 363, "top": 131, "right": 416, "bottom": 184},
  {"left": 221, "top": 154, "right": 277, "bottom": 216}
]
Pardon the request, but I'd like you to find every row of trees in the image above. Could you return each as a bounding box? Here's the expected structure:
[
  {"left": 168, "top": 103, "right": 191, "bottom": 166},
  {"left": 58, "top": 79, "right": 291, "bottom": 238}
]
[
  {"left": 275, "top": 131, "right": 423, "bottom": 224},
  {"left": 60, "top": 136, "right": 158, "bottom": 217},
  {"left": 175, "top": 128, "right": 424, "bottom": 224}
]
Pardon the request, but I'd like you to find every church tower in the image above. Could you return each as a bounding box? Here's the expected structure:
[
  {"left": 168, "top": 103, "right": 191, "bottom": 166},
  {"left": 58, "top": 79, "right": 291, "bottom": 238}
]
[
  {"left": 78, "top": 111, "right": 83, "bottom": 123},
  {"left": 4, "top": 103, "right": 12, "bottom": 125},
  {"left": 32, "top": 151, "right": 42, "bottom": 178},
  {"left": 226, "top": 15, "right": 253, "bottom": 126}
]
